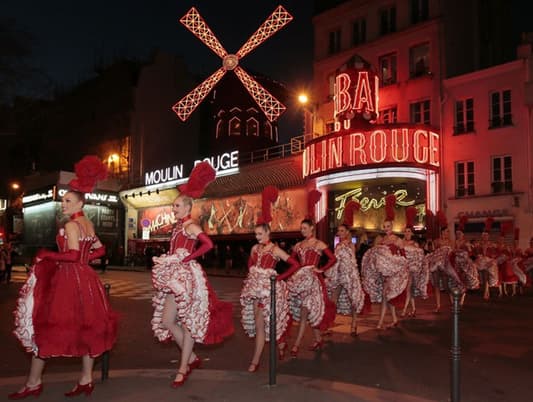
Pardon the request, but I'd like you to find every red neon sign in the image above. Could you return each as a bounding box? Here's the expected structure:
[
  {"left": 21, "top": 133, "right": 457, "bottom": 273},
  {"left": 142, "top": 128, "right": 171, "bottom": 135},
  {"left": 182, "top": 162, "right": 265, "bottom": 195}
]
[
  {"left": 302, "top": 127, "right": 440, "bottom": 178},
  {"left": 334, "top": 69, "right": 379, "bottom": 130}
]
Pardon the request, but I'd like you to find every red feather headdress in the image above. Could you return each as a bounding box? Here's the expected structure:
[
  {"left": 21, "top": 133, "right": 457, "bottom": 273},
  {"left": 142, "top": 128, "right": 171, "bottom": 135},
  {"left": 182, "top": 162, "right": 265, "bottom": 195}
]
[
  {"left": 405, "top": 206, "right": 417, "bottom": 229},
  {"left": 68, "top": 155, "right": 108, "bottom": 193},
  {"left": 484, "top": 217, "right": 494, "bottom": 233},
  {"left": 458, "top": 215, "right": 468, "bottom": 232},
  {"left": 436, "top": 210, "right": 448, "bottom": 229},
  {"left": 343, "top": 201, "right": 361, "bottom": 227},
  {"left": 257, "top": 186, "right": 279, "bottom": 225},
  {"left": 307, "top": 190, "right": 321, "bottom": 221},
  {"left": 384, "top": 194, "right": 396, "bottom": 221},
  {"left": 178, "top": 162, "right": 216, "bottom": 198}
]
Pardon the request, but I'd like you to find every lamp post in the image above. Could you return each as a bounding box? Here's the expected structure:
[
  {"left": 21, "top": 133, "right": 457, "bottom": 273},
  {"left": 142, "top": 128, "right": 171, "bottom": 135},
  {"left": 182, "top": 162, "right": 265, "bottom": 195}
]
[{"left": 297, "top": 92, "right": 318, "bottom": 140}]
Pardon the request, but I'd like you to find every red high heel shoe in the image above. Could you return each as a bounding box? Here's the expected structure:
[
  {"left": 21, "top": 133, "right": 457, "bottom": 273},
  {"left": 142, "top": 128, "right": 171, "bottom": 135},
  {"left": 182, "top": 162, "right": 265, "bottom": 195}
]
[
  {"left": 64, "top": 382, "right": 94, "bottom": 397},
  {"left": 8, "top": 384, "right": 43, "bottom": 400},
  {"left": 290, "top": 345, "right": 299, "bottom": 358},
  {"left": 247, "top": 362, "right": 260, "bottom": 373},
  {"left": 188, "top": 356, "right": 202, "bottom": 372},
  {"left": 308, "top": 340, "right": 324, "bottom": 351},
  {"left": 171, "top": 371, "right": 188, "bottom": 388}
]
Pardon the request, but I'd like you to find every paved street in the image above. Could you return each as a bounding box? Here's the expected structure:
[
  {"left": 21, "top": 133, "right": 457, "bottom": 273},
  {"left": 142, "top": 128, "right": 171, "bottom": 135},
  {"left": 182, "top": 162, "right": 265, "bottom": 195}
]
[{"left": 1, "top": 267, "right": 533, "bottom": 401}]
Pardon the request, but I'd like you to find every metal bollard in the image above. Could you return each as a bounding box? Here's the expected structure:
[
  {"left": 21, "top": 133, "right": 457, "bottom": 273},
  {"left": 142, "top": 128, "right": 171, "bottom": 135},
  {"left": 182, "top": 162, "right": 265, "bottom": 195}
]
[
  {"left": 450, "top": 288, "right": 461, "bottom": 402},
  {"left": 101, "top": 283, "right": 111, "bottom": 382},
  {"left": 269, "top": 275, "right": 277, "bottom": 386}
]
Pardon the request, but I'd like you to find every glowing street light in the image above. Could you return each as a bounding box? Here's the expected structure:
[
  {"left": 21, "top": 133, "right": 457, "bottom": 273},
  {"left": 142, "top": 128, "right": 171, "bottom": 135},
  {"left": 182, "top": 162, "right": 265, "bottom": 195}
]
[
  {"left": 107, "top": 153, "right": 119, "bottom": 164},
  {"left": 11, "top": 183, "right": 20, "bottom": 190},
  {"left": 298, "top": 93, "right": 309, "bottom": 105}
]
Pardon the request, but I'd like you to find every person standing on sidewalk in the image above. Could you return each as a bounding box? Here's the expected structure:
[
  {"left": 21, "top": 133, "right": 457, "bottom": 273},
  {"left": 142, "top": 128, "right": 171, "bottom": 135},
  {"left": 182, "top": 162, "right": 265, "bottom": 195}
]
[
  {"left": 151, "top": 162, "right": 234, "bottom": 388},
  {"left": 240, "top": 186, "right": 300, "bottom": 371},
  {"left": 9, "top": 156, "right": 117, "bottom": 400}
]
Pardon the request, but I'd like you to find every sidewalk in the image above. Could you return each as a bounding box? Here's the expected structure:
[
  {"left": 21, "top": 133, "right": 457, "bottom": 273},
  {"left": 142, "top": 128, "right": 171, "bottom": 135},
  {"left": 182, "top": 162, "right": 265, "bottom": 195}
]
[{"left": 0, "top": 368, "right": 436, "bottom": 402}]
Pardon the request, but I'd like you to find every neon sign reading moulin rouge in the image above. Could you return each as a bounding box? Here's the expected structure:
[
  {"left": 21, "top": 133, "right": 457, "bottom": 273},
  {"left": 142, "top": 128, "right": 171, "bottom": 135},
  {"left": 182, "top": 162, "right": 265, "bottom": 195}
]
[{"left": 303, "top": 128, "right": 440, "bottom": 177}]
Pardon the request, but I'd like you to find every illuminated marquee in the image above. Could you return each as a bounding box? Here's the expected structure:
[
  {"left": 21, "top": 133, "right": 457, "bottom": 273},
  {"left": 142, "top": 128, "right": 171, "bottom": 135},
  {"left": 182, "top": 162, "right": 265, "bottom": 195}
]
[
  {"left": 334, "top": 68, "right": 379, "bottom": 131},
  {"left": 302, "top": 128, "right": 440, "bottom": 178}
]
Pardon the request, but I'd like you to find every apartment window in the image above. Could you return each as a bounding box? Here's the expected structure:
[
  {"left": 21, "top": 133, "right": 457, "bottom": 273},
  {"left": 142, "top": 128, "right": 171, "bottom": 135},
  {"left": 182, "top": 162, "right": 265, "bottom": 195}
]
[
  {"left": 410, "top": 100, "right": 430, "bottom": 124},
  {"left": 491, "top": 155, "right": 513, "bottom": 193},
  {"left": 229, "top": 117, "right": 241, "bottom": 136},
  {"left": 455, "top": 161, "right": 475, "bottom": 197},
  {"left": 380, "top": 106, "right": 398, "bottom": 124},
  {"left": 489, "top": 90, "right": 512, "bottom": 128},
  {"left": 379, "top": 53, "right": 397, "bottom": 86},
  {"left": 328, "top": 29, "right": 341, "bottom": 55},
  {"left": 328, "top": 74, "right": 336, "bottom": 99},
  {"left": 409, "top": 43, "right": 430, "bottom": 78},
  {"left": 352, "top": 18, "right": 366, "bottom": 46},
  {"left": 379, "top": 6, "right": 396, "bottom": 36},
  {"left": 454, "top": 98, "right": 475, "bottom": 134},
  {"left": 410, "top": 0, "right": 429, "bottom": 24}
]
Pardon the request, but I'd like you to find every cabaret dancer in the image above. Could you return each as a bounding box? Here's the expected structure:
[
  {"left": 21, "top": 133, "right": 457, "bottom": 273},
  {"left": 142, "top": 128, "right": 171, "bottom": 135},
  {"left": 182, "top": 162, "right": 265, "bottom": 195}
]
[
  {"left": 10, "top": 156, "right": 117, "bottom": 399},
  {"left": 473, "top": 220, "right": 502, "bottom": 300},
  {"left": 453, "top": 229, "right": 480, "bottom": 298},
  {"left": 151, "top": 162, "right": 234, "bottom": 388},
  {"left": 325, "top": 201, "right": 367, "bottom": 336},
  {"left": 240, "top": 186, "right": 299, "bottom": 371},
  {"left": 287, "top": 190, "right": 336, "bottom": 357}
]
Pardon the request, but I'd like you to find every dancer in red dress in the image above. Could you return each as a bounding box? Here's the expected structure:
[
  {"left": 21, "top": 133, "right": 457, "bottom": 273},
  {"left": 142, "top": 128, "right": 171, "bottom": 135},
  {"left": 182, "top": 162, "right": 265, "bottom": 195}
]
[
  {"left": 287, "top": 190, "right": 336, "bottom": 357},
  {"left": 240, "top": 186, "right": 300, "bottom": 371},
  {"left": 151, "top": 162, "right": 233, "bottom": 388},
  {"left": 10, "top": 156, "right": 117, "bottom": 399}
]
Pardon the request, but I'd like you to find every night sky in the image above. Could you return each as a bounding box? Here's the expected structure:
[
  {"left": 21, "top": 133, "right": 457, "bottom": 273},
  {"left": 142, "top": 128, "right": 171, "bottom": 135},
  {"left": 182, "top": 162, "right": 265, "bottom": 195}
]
[{"left": 3, "top": 0, "right": 314, "bottom": 91}]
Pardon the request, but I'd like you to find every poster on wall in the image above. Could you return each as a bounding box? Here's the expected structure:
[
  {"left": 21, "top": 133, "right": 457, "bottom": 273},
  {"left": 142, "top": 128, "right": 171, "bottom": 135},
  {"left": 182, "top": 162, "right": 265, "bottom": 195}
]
[
  {"left": 137, "top": 206, "right": 176, "bottom": 238},
  {"left": 193, "top": 188, "right": 307, "bottom": 235}
]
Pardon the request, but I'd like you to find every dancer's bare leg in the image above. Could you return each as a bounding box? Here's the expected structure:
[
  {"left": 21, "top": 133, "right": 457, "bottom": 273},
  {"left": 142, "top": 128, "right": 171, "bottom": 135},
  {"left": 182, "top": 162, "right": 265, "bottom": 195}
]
[
  {"left": 292, "top": 307, "right": 308, "bottom": 352},
  {"left": 162, "top": 294, "right": 198, "bottom": 364},
  {"left": 377, "top": 297, "right": 387, "bottom": 329},
  {"left": 432, "top": 272, "right": 441, "bottom": 312},
  {"left": 249, "top": 301, "right": 265, "bottom": 370}
]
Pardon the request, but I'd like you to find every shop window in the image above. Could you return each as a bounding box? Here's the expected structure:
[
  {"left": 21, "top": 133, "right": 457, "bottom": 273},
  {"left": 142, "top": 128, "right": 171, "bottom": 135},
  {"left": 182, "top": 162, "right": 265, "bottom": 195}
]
[
  {"left": 454, "top": 98, "right": 475, "bottom": 134},
  {"left": 379, "top": 6, "right": 396, "bottom": 36},
  {"left": 410, "top": 0, "right": 429, "bottom": 24},
  {"left": 489, "top": 90, "right": 512, "bottom": 128},
  {"left": 410, "top": 100, "right": 430, "bottom": 124},
  {"left": 246, "top": 118, "right": 259, "bottom": 136},
  {"left": 229, "top": 117, "right": 241, "bottom": 136},
  {"left": 491, "top": 155, "right": 513, "bottom": 193},
  {"left": 379, "top": 52, "right": 397, "bottom": 86},
  {"left": 328, "top": 29, "right": 341, "bottom": 55},
  {"left": 380, "top": 106, "right": 397, "bottom": 124},
  {"left": 352, "top": 18, "right": 366, "bottom": 46},
  {"left": 455, "top": 161, "right": 475, "bottom": 197},
  {"left": 409, "top": 43, "right": 430, "bottom": 78}
]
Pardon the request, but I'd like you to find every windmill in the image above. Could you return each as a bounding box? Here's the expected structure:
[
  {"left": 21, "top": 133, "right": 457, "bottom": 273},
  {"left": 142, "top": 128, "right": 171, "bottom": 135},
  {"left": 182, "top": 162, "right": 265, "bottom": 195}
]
[{"left": 172, "top": 6, "right": 293, "bottom": 123}]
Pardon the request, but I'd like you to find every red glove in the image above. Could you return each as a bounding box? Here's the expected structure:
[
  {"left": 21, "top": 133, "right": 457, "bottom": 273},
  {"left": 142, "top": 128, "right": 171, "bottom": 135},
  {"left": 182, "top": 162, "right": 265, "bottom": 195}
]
[
  {"left": 36, "top": 249, "right": 80, "bottom": 263},
  {"left": 277, "top": 256, "right": 300, "bottom": 281},
  {"left": 90, "top": 245, "right": 106, "bottom": 261},
  {"left": 319, "top": 248, "right": 337, "bottom": 272},
  {"left": 182, "top": 232, "right": 213, "bottom": 263}
]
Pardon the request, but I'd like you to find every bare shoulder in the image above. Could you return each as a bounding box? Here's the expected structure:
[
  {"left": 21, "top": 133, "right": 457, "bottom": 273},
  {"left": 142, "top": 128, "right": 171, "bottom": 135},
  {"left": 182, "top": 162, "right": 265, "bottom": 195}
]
[{"left": 184, "top": 221, "right": 203, "bottom": 236}]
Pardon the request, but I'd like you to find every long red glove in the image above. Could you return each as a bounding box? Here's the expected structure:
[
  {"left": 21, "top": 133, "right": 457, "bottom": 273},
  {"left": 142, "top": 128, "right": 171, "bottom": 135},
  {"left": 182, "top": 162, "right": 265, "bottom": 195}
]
[
  {"left": 182, "top": 232, "right": 213, "bottom": 263},
  {"left": 319, "top": 248, "right": 337, "bottom": 272},
  {"left": 36, "top": 249, "right": 80, "bottom": 263},
  {"left": 90, "top": 245, "right": 106, "bottom": 261},
  {"left": 277, "top": 256, "right": 300, "bottom": 281}
]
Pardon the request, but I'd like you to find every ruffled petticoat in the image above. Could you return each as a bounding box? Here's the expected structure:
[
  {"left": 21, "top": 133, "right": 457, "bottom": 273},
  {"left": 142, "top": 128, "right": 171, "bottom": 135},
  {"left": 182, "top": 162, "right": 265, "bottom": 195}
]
[
  {"left": 13, "top": 259, "right": 117, "bottom": 358},
  {"left": 474, "top": 256, "right": 500, "bottom": 287},
  {"left": 426, "top": 246, "right": 465, "bottom": 292},
  {"left": 286, "top": 266, "right": 335, "bottom": 331},
  {"left": 325, "top": 245, "right": 365, "bottom": 315},
  {"left": 151, "top": 249, "right": 233, "bottom": 344},
  {"left": 404, "top": 246, "right": 429, "bottom": 298},
  {"left": 361, "top": 245, "right": 409, "bottom": 306},
  {"left": 454, "top": 250, "right": 480, "bottom": 290},
  {"left": 240, "top": 266, "right": 290, "bottom": 342}
]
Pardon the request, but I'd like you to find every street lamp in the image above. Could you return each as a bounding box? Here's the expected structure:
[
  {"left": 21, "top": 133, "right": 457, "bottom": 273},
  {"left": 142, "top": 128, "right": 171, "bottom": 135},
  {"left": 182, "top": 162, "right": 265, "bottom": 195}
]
[
  {"left": 297, "top": 92, "right": 317, "bottom": 139},
  {"left": 11, "top": 183, "right": 20, "bottom": 190}
]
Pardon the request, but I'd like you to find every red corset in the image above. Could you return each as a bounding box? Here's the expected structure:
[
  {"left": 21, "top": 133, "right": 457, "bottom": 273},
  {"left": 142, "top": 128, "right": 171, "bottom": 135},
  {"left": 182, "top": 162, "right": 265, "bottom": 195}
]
[
  {"left": 170, "top": 228, "right": 196, "bottom": 254},
  {"left": 296, "top": 246, "right": 321, "bottom": 266},
  {"left": 251, "top": 249, "right": 278, "bottom": 269}
]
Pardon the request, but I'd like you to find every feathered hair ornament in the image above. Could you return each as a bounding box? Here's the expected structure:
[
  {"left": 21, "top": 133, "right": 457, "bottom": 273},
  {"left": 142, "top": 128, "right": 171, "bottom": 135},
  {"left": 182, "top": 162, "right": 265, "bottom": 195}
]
[
  {"left": 178, "top": 162, "right": 216, "bottom": 198},
  {"left": 257, "top": 185, "right": 279, "bottom": 225},
  {"left": 458, "top": 215, "right": 468, "bottom": 232},
  {"left": 484, "top": 217, "right": 494, "bottom": 233},
  {"left": 307, "top": 189, "right": 322, "bottom": 221},
  {"left": 425, "top": 209, "right": 435, "bottom": 239},
  {"left": 343, "top": 200, "right": 361, "bottom": 227},
  {"left": 405, "top": 206, "right": 417, "bottom": 229},
  {"left": 436, "top": 210, "right": 448, "bottom": 229},
  {"left": 68, "top": 155, "right": 108, "bottom": 193},
  {"left": 384, "top": 194, "right": 396, "bottom": 221}
]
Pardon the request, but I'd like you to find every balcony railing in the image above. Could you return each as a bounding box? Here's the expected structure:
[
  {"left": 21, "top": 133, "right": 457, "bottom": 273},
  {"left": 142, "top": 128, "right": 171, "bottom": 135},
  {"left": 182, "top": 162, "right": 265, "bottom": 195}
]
[{"left": 239, "top": 134, "right": 309, "bottom": 164}]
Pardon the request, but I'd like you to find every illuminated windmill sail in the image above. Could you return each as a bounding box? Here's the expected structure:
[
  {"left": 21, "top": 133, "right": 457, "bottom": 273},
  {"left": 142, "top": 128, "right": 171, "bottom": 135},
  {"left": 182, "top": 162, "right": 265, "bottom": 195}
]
[{"left": 172, "top": 6, "right": 293, "bottom": 123}]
